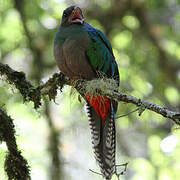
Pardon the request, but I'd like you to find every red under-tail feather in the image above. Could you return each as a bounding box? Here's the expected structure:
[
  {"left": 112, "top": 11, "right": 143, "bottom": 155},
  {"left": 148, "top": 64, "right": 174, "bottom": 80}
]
[
  {"left": 86, "top": 92, "right": 111, "bottom": 124},
  {"left": 85, "top": 93, "right": 116, "bottom": 179}
]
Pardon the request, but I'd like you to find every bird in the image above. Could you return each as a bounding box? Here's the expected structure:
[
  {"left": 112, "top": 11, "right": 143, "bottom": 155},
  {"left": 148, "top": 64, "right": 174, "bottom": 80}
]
[{"left": 54, "top": 6, "right": 119, "bottom": 179}]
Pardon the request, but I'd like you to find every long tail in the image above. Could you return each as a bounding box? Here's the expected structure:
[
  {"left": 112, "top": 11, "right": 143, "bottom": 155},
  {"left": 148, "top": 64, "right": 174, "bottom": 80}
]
[{"left": 86, "top": 93, "right": 116, "bottom": 179}]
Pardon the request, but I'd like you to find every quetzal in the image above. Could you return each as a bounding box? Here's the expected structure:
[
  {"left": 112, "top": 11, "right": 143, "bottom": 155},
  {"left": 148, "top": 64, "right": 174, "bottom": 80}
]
[{"left": 54, "top": 6, "right": 119, "bottom": 179}]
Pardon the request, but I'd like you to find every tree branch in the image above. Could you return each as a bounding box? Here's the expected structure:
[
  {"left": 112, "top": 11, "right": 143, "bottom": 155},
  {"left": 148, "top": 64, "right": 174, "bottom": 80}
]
[
  {"left": 0, "top": 108, "right": 30, "bottom": 180},
  {"left": 0, "top": 62, "right": 179, "bottom": 124},
  {"left": 0, "top": 62, "right": 66, "bottom": 108},
  {"left": 44, "top": 101, "right": 63, "bottom": 180},
  {"left": 112, "top": 92, "right": 180, "bottom": 124}
]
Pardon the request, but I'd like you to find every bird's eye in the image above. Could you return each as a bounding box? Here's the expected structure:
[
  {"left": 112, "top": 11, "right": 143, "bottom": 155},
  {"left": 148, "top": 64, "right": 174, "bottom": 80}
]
[{"left": 63, "top": 12, "right": 68, "bottom": 17}]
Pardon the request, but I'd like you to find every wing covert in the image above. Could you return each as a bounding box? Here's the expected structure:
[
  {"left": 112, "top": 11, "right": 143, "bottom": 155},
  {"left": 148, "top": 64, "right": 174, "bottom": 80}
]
[{"left": 86, "top": 26, "right": 119, "bottom": 81}]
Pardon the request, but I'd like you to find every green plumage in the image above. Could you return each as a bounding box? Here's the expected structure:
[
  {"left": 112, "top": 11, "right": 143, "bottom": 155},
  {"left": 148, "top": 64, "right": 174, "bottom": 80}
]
[{"left": 87, "top": 30, "right": 113, "bottom": 73}]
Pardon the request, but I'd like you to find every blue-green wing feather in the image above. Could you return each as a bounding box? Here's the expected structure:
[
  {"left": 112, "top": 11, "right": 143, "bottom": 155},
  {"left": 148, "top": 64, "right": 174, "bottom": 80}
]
[{"left": 85, "top": 23, "right": 119, "bottom": 82}]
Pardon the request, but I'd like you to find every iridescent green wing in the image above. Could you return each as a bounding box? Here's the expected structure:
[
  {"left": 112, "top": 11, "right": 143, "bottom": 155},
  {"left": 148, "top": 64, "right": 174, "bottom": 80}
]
[{"left": 86, "top": 26, "right": 119, "bottom": 81}]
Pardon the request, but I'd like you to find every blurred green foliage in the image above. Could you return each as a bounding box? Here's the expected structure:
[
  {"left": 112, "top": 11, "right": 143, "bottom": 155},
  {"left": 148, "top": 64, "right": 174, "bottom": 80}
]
[{"left": 0, "top": 0, "right": 180, "bottom": 180}]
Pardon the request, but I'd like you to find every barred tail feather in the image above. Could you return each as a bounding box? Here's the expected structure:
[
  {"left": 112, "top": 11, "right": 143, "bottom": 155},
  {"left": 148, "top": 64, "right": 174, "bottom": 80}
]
[{"left": 86, "top": 103, "right": 116, "bottom": 180}]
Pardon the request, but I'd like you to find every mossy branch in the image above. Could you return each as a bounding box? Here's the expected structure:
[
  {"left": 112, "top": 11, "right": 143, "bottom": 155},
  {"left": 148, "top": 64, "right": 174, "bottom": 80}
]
[
  {"left": 0, "top": 62, "right": 180, "bottom": 125},
  {"left": 0, "top": 62, "right": 68, "bottom": 108},
  {"left": 0, "top": 108, "right": 30, "bottom": 180}
]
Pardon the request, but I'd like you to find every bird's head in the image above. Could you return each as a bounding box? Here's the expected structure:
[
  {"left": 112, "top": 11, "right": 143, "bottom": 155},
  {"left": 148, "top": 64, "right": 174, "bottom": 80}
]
[{"left": 61, "top": 6, "right": 84, "bottom": 27}]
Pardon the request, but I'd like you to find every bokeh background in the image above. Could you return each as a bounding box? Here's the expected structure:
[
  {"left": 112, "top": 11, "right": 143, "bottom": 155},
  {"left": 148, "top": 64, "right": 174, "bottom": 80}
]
[{"left": 0, "top": 0, "right": 180, "bottom": 179}]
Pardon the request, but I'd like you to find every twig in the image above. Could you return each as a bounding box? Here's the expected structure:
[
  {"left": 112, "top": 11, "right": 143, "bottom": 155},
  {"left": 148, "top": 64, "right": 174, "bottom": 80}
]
[
  {"left": 116, "top": 162, "right": 129, "bottom": 175},
  {"left": 89, "top": 169, "right": 103, "bottom": 176},
  {"left": 115, "top": 108, "right": 139, "bottom": 119},
  {"left": 116, "top": 162, "right": 129, "bottom": 180}
]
